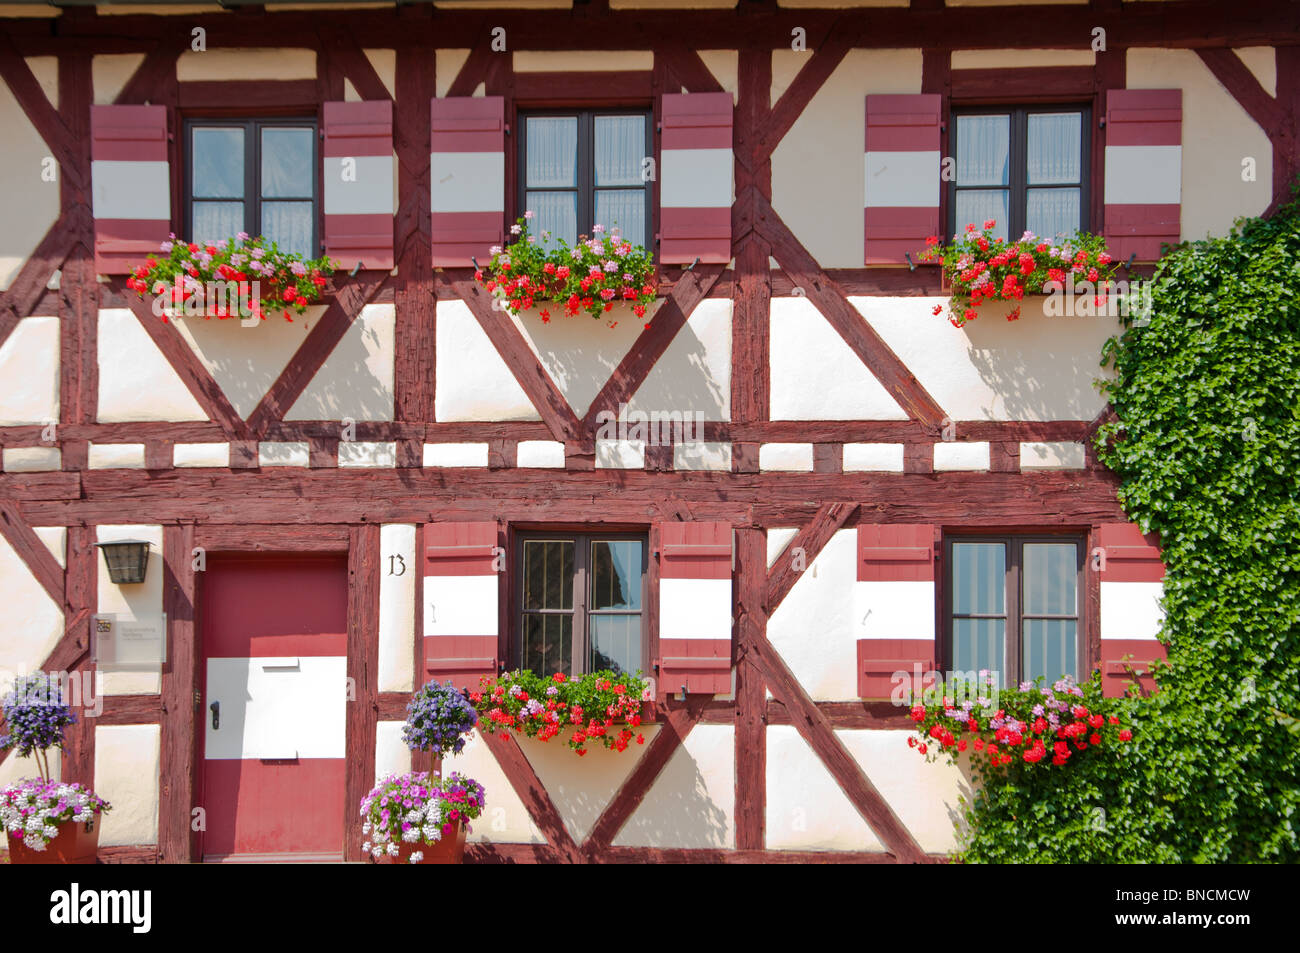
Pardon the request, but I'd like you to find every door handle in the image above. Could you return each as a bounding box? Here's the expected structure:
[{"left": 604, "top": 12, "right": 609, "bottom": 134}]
[{"left": 210, "top": 700, "right": 220, "bottom": 730}]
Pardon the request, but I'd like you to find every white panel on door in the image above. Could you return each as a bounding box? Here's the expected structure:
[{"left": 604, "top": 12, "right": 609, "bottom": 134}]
[{"left": 205, "top": 656, "right": 347, "bottom": 760}]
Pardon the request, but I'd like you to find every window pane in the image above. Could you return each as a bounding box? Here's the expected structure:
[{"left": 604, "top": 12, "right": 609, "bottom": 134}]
[
  {"left": 1027, "top": 112, "right": 1081, "bottom": 185},
  {"left": 1022, "top": 619, "right": 1077, "bottom": 684},
  {"left": 1022, "top": 542, "right": 1078, "bottom": 616},
  {"left": 1026, "top": 188, "right": 1081, "bottom": 241},
  {"left": 590, "top": 540, "right": 642, "bottom": 610},
  {"left": 261, "top": 127, "right": 314, "bottom": 199},
  {"left": 956, "top": 115, "right": 1010, "bottom": 186},
  {"left": 192, "top": 127, "right": 245, "bottom": 199},
  {"left": 594, "top": 115, "right": 645, "bottom": 187},
  {"left": 952, "top": 542, "right": 1005, "bottom": 615},
  {"left": 595, "top": 190, "right": 646, "bottom": 249},
  {"left": 952, "top": 618, "right": 1005, "bottom": 683},
  {"left": 525, "top": 191, "right": 578, "bottom": 249},
  {"left": 525, "top": 117, "right": 577, "bottom": 188},
  {"left": 590, "top": 615, "right": 640, "bottom": 675},
  {"left": 523, "top": 540, "right": 574, "bottom": 611},
  {"left": 192, "top": 201, "right": 244, "bottom": 244},
  {"left": 261, "top": 201, "right": 313, "bottom": 258},
  {"left": 955, "top": 190, "right": 1009, "bottom": 240},
  {"left": 523, "top": 613, "right": 572, "bottom": 678}
]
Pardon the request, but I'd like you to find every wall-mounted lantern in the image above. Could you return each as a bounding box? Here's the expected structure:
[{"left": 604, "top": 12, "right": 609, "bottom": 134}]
[{"left": 94, "top": 540, "right": 151, "bottom": 585}]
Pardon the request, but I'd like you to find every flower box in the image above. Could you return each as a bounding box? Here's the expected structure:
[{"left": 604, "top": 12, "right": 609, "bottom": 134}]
[
  {"left": 6, "top": 813, "right": 101, "bottom": 865},
  {"left": 369, "top": 821, "right": 466, "bottom": 865}
]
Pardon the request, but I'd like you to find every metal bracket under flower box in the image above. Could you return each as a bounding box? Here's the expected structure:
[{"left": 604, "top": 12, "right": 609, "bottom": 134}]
[{"left": 92, "top": 613, "right": 167, "bottom": 671}]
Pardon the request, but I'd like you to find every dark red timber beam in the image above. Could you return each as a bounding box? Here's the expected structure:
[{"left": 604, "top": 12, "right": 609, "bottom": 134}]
[{"left": 480, "top": 730, "right": 585, "bottom": 863}]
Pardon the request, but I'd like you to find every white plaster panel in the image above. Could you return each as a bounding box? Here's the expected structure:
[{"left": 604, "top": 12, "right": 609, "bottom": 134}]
[
  {"left": 2, "top": 446, "right": 60, "bottom": 472},
  {"left": 595, "top": 439, "right": 645, "bottom": 469},
  {"left": 423, "top": 442, "right": 489, "bottom": 467},
  {"left": 324, "top": 155, "right": 394, "bottom": 215},
  {"left": 177, "top": 48, "right": 316, "bottom": 81},
  {"left": 1020, "top": 440, "right": 1086, "bottom": 469},
  {"left": 770, "top": 297, "right": 907, "bottom": 420},
  {"left": 0, "top": 534, "right": 65, "bottom": 702},
  {"left": 844, "top": 443, "right": 905, "bottom": 471},
  {"left": 88, "top": 443, "right": 146, "bottom": 469},
  {"left": 97, "top": 309, "right": 208, "bottom": 423},
  {"left": 766, "top": 725, "right": 879, "bottom": 850},
  {"left": 855, "top": 580, "right": 936, "bottom": 641},
  {"left": 517, "top": 731, "right": 655, "bottom": 843},
  {"left": 35, "top": 526, "right": 66, "bottom": 568},
  {"left": 759, "top": 443, "right": 814, "bottom": 472},
  {"left": 0, "top": 748, "right": 59, "bottom": 789},
  {"left": 673, "top": 441, "right": 732, "bottom": 471},
  {"left": 362, "top": 49, "right": 397, "bottom": 99},
  {"left": 285, "top": 303, "right": 395, "bottom": 421},
  {"left": 864, "top": 150, "right": 939, "bottom": 207},
  {"left": 440, "top": 730, "right": 546, "bottom": 844},
  {"left": 378, "top": 524, "right": 416, "bottom": 693},
  {"left": 1104, "top": 145, "right": 1182, "bottom": 206},
  {"left": 934, "top": 441, "right": 990, "bottom": 471},
  {"left": 626, "top": 299, "right": 731, "bottom": 421},
  {"left": 0, "top": 316, "right": 58, "bottom": 425},
  {"left": 97, "top": 524, "right": 163, "bottom": 696},
  {"left": 517, "top": 440, "right": 565, "bottom": 468},
  {"left": 338, "top": 441, "right": 397, "bottom": 468},
  {"left": 1100, "top": 581, "right": 1165, "bottom": 641},
  {"left": 696, "top": 51, "right": 738, "bottom": 95},
  {"left": 434, "top": 50, "right": 471, "bottom": 98},
  {"left": 660, "top": 149, "right": 733, "bottom": 208},
  {"left": 93, "top": 725, "right": 160, "bottom": 846},
  {"left": 259, "top": 441, "right": 310, "bottom": 466},
  {"left": 173, "top": 442, "right": 229, "bottom": 468},
  {"left": 0, "top": 61, "right": 59, "bottom": 291},
  {"left": 766, "top": 528, "right": 799, "bottom": 569},
  {"left": 434, "top": 300, "right": 539, "bottom": 421},
  {"left": 424, "top": 574, "right": 498, "bottom": 637},
  {"left": 91, "top": 161, "right": 170, "bottom": 220},
  {"left": 375, "top": 720, "right": 412, "bottom": 782},
  {"left": 1235, "top": 46, "right": 1277, "bottom": 97},
  {"left": 431, "top": 152, "right": 506, "bottom": 212},
  {"left": 204, "top": 656, "right": 347, "bottom": 760},
  {"left": 614, "top": 724, "right": 734, "bottom": 848},
  {"left": 660, "top": 578, "right": 732, "bottom": 641},
  {"left": 93, "top": 53, "right": 148, "bottom": 104}
]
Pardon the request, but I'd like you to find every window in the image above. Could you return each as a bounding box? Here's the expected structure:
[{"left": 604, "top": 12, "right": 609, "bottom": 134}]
[
  {"left": 518, "top": 110, "right": 653, "bottom": 251},
  {"left": 945, "top": 535, "right": 1085, "bottom": 686},
  {"left": 949, "top": 106, "right": 1090, "bottom": 242},
  {"left": 516, "top": 533, "right": 647, "bottom": 678},
  {"left": 185, "top": 118, "right": 318, "bottom": 258}
]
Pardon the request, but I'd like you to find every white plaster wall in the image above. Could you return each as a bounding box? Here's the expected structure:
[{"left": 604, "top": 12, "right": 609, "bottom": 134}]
[
  {"left": 35, "top": 526, "right": 66, "bottom": 568},
  {"left": 0, "top": 316, "right": 58, "bottom": 425},
  {"left": 435, "top": 300, "right": 540, "bottom": 422},
  {"left": 0, "top": 534, "right": 65, "bottom": 701},
  {"left": 934, "top": 441, "right": 990, "bottom": 471},
  {"left": 770, "top": 297, "right": 906, "bottom": 420},
  {"left": 173, "top": 442, "right": 229, "bottom": 468},
  {"left": 362, "top": 49, "right": 397, "bottom": 99},
  {"left": 88, "top": 443, "right": 146, "bottom": 469},
  {"left": 595, "top": 439, "right": 645, "bottom": 469},
  {"left": 759, "top": 442, "right": 813, "bottom": 472},
  {"left": 853, "top": 296, "right": 1119, "bottom": 421},
  {"left": 338, "top": 441, "right": 396, "bottom": 468},
  {"left": 423, "top": 442, "right": 489, "bottom": 467},
  {"left": 517, "top": 440, "right": 565, "bottom": 468},
  {"left": 1021, "top": 440, "right": 1086, "bottom": 469},
  {"left": 0, "top": 60, "right": 60, "bottom": 291},
  {"left": 177, "top": 48, "right": 316, "bottom": 81},
  {"left": 697, "top": 51, "right": 738, "bottom": 96},
  {"left": 435, "top": 50, "right": 471, "bottom": 98},
  {"left": 1127, "top": 49, "right": 1273, "bottom": 241},
  {"left": 93, "top": 724, "right": 160, "bottom": 846},
  {"left": 374, "top": 720, "right": 411, "bottom": 782},
  {"left": 626, "top": 299, "right": 731, "bottom": 421},
  {"left": 614, "top": 723, "right": 735, "bottom": 849},
  {"left": 766, "top": 529, "right": 860, "bottom": 701},
  {"left": 259, "top": 441, "right": 309, "bottom": 467},
  {"left": 518, "top": 731, "right": 655, "bottom": 843},
  {"left": 378, "top": 524, "right": 416, "bottom": 693},
  {"left": 844, "top": 443, "right": 904, "bottom": 471},
  {"left": 673, "top": 441, "right": 732, "bottom": 471},
  {"left": 92, "top": 53, "right": 147, "bottom": 104},
  {"left": 1235, "top": 47, "right": 1277, "bottom": 97},
  {"left": 771, "top": 49, "right": 923, "bottom": 267},
  {"left": 767, "top": 528, "right": 799, "bottom": 568},
  {"left": 766, "top": 725, "right": 878, "bottom": 850},
  {"left": 0, "top": 748, "right": 58, "bottom": 789},
  {"left": 2, "top": 446, "right": 60, "bottom": 472},
  {"left": 440, "top": 730, "right": 546, "bottom": 844},
  {"left": 97, "top": 309, "right": 208, "bottom": 423},
  {"left": 96, "top": 525, "right": 163, "bottom": 696},
  {"left": 285, "top": 303, "right": 395, "bottom": 421}
]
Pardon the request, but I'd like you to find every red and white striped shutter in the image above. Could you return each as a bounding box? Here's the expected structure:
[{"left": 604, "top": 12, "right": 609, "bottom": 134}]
[
  {"left": 854, "top": 524, "right": 937, "bottom": 698},
  {"left": 1096, "top": 522, "right": 1167, "bottom": 697},
  {"left": 90, "top": 105, "right": 171, "bottom": 274},
  {"left": 656, "top": 521, "right": 733, "bottom": 694},
  {"left": 430, "top": 97, "right": 505, "bottom": 267},
  {"left": 659, "top": 92, "right": 733, "bottom": 264},
  {"left": 322, "top": 100, "right": 394, "bottom": 271},
  {"left": 423, "top": 522, "right": 500, "bottom": 688},
  {"left": 864, "top": 95, "right": 941, "bottom": 265},
  {"left": 1104, "top": 89, "right": 1182, "bottom": 262}
]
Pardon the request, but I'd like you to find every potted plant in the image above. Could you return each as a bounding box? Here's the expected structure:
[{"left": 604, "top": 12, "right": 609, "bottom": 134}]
[
  {"left": 360, "top": 680, "right": 485, "bottom": 864},
  {"left": 0, "top": 673, "right": 111, "bottom": 864}
]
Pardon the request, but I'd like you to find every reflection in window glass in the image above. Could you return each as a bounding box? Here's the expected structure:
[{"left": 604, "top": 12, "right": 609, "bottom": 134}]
[{"left": 261, "top": 127, "right": 314, "bottom": 199}]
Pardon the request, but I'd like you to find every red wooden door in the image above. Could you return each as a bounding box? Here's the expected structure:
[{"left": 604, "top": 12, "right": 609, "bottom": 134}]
[{"left": 199, "top": 555, "right": 349, "bottom": 861}]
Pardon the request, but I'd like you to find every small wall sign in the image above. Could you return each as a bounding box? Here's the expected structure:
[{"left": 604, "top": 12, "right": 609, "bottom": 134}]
[{"left": 93, "top": 614, "right": 167, "bottom": 671}]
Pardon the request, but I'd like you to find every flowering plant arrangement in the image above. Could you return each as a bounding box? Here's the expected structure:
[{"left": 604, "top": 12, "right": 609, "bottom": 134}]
[
  {"left": 125, "top": 233, "right": 335, "bottom": 323},
  {"left": 906, "top": 672, "right": 1134, "bottom": 778},
  {"left": 402, "top": 680, "right": 479, "bottom": 757},
  {"left": 475, "top": 215, "right": 658, "bottom": 326},
  {"left": 360, "top": 771, "right": 485, "bottom": 863},
  {"left": 469, "top": 669, "right": 652, "bottom": 756},
  {"left": 919, "top": 221, "right": 1119, "bottom": 327},
  {"left": 0, "top": 672, "right": 77, "bottom": 781},
  {"left": 0, "top": 779, "right": 110, "bottom": 853}
]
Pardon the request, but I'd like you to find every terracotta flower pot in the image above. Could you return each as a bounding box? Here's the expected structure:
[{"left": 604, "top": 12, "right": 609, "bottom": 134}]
[
  {"left": 370, "top": 822, "right": 466, "bottom": 865},
  {"left": 7, "top": 815, "right": 102, "bottom": 864}
]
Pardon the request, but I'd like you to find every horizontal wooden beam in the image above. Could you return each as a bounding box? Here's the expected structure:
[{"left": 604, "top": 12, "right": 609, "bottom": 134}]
[
  {"left": 178, "top": 80, "right": 320, "bottom": 110},
  {"left": 950, "top": 65, "right": 1096, "bottom": 101}
]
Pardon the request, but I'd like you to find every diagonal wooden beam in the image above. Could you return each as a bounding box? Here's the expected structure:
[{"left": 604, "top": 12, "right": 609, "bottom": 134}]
[
  {"left": 113, "top": 37, "right": 183, "bottom": 105},
  {"left": 657, "top": 46, "right": 724, "bottom": 95},
  {"left": 579, "top": 264, "right": 724, "bottom": 431},
  {"left": 245, "top": 274, "right": 384, "bottom": 437},
  {"left": 1196, "top": 48, "right": 1286, "bottom": 137},
  {"left": 447, "top": 271, "right": 583, "bottom": 444},
  {"left": 320, "top": 28, "right": 392, "bottom": 102},
  {"left": 757, "top": 25, "right": 857, "bottom": 162},
  {"left": 0, "top": 34, "right": 78, "bottom": 183},
  {"left": 763, "top": 502, "right": 858, "bottom": 615},
  {"left": 747, "top": 634, "right": 929, "bottom": 863},
  {"left": 114, "top": 280, "right": 250, "bottom": 440},
  {"left": 446, "top": 43, "right": 499, "bottom": 99},
  {"left": 0, "top": 501, "right": 65, "bottom": 606},
  {"left": 0, "top": 607, "right": 90, "bottom": 772},
  {"left": 583, "top": 696, "right": 710, "bottom": 853},
  {"left": 756, "top": 194, "right": 947, "bottom": 429},
  {"left": 480, "top": 729, "right": 584, "bottom": 863},
  {"left": 0, "top": 213, "right": 74, "bottom": 351}
]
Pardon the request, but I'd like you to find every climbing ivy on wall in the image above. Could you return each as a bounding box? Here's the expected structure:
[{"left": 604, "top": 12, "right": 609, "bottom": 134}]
[{"left": 957, "top": 196, "right": 1300, "bottom": 863}]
